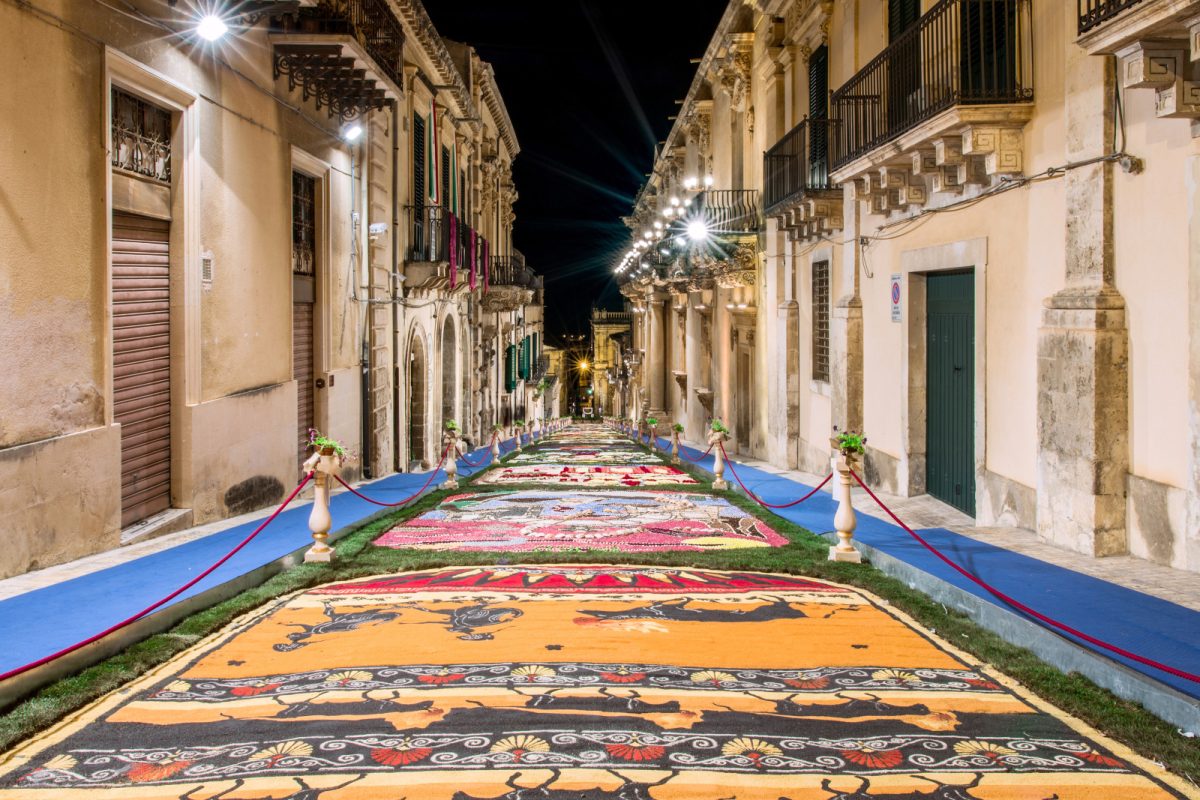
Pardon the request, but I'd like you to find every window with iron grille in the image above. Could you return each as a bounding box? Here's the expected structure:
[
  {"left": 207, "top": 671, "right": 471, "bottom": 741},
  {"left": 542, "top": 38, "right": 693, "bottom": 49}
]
[
  {"left": 111, "top": 87, "right": 172, "bottom": 183},
  {"left": 812, "top": 260, "right": 830, "bottom": 383},
  {"left": 292, "top": 172, "right": 316, "bottom": 276},
  {"left": 441, "top": 145, "right": 451, "bottom": 209}
]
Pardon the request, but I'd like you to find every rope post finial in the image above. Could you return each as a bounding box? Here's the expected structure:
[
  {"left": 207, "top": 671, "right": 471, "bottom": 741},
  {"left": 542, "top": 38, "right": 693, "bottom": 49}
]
[
  {"left": 670, "top": 427, "right": 681, "bottom": 464},
  {"left": 829, "top": 441, "right": 863, "bottom": 563},
  {"left": 490, "top": 430, "right": 502, "bottom": 466},
  {"left": 441, "top": 431, "right": 460, "bottom": 490},
  {"left": 303, "top": 447, "right": 340, "bottom": 563}
]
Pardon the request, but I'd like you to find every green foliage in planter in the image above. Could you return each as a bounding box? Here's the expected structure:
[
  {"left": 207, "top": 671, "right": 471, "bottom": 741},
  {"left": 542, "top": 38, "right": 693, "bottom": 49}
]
[
  {"left": 307, "top": 428, "right": 349, "bottom": 459},
  {"left": 834, "top": 428, "right": 867, "bottom": 455}
]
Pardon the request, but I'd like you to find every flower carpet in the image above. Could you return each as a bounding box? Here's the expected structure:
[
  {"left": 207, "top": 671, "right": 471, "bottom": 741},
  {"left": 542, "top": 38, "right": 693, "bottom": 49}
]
[
  {"left": 1, "top": 565, "right": 1188, "bottom": 799},
  {"left": 371, "top": 490, "right": 785, "bottom": 551},
  {"left": 474, "top": 464, "right": 698, "bottom": 487}
]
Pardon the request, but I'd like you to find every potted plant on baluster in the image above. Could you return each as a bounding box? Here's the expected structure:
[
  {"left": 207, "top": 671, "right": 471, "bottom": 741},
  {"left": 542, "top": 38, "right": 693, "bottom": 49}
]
[
  {"left": 645, "top": 416, "right": 659, "bottom": 445},
  {"left": 831, "top": 426, "right": 867, "bottom": 467},
  {"left": 307, "top": 428, "right": 350, "bottom": 464}
]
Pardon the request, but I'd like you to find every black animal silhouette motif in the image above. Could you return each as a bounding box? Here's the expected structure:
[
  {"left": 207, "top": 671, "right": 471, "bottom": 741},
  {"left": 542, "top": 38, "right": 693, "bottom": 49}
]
[
  {"left": 269, "top": 691, "right": 434, "bottom": 720},
  {"left": 411, "top": 602, "right": 523, "bottom": 640},
  {"left": 576, "top": 596, "right": 851, "bottom": 624},
  {"left": 179, "top": 775, "right": 363, "bottom": 800},
  {"left": 451, "top": 768, "right": 678, "bottom": 800},
  {"left": 819, "top": 774, "right": 984, "bottom": 800},
  {"left": 273, "top": 602, "right": 399, "bottom": 652},
  {"left": 739, "top": 692, "right": 960, "bottom": 732},
  {"left": 521, "top": 686, "right": 682, "bottom": 716}
]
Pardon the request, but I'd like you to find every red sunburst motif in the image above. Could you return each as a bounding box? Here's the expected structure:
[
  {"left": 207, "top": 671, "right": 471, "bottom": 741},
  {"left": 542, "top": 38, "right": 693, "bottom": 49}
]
[
  {"left": 371, "top": 746, "right": 433, "bottom": 766},
  {"left": 600, "top": 671, "right": 646, "bottom": 683},
  {"left": 418, "top": 673, "right": 466, "bottom": 685},
  {"left": 784, "top": 676, "right": 830, "bottom": 690},
  {"left": 127, "top": 760, "right": 193, "bottom": 782},
  {"left": 841, "top": 748, "right": 903, "bottom": 769},
  {"left": 605, "top": 742, "right": 666, "bottom": 762},
  {"left": 965, "top": 678, "right": 1000, "bottom": 690},
  {"left": 230, "top": 682, "right": 281, "bottom": 697},
  {"left": 1082, "top": 750, "right": 1123, "bottom": 768}
]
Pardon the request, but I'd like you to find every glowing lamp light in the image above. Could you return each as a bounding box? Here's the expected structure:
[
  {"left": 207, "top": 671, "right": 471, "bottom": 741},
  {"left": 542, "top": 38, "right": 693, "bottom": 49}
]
[
  {"left": 659, "top": 247, "right": 670, "bottom": 256},
  {"left": 703, "top": 175, "right": 714, "bottom": 187},
  {"left": 670, "top": 196, "right": 681, "bottom": 206},
  {"left": 342, "top": 123, "right": 363, "bottom": 142},
  {"left": 674, "top": 235, "right": 686, "bottom": 247},
  {"left": 197, "top": 14, "right": 228, "bottom": 41},
  {"left": 686, "top": 220, "right": 709, "bottom": 241},
  {"left": 642, "top": 231, "right": 653, "bottom": 240},
  {"left": 684, "top": 176, "right": 698, "bottom": 189}
]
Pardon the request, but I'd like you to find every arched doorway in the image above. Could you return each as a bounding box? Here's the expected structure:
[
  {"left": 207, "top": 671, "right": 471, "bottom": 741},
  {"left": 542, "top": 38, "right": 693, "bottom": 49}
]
[
  {"left": 408, "top": 333, "right": 427, "bottom": 469},
  {"left": 440, "top": 316, "right": 457, "bottom": 430}
]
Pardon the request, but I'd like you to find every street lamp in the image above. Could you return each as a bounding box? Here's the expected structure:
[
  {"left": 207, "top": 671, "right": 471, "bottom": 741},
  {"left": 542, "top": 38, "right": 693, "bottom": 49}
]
[{"left": 196, "top": 14, "right": 229, "bottom": 41}]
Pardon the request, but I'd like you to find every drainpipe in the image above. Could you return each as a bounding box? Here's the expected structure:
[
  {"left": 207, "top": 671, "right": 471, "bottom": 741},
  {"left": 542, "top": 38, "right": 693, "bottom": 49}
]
[{"left": 391, "top": 100, "right": 403, "bottom": 473}]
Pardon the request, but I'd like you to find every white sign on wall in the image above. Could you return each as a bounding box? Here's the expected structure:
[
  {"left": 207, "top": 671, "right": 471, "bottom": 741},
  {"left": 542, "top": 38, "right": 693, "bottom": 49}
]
[{"left": 890, "top": 274, "right": 902, "bottom": 323}]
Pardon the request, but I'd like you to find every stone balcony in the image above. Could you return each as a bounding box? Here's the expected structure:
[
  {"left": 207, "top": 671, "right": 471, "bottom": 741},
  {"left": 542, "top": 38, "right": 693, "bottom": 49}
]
[
  {"left": 828, "top": 0, "right": 1035, "bottom": 217},
  {"left": 764, "top": 118, "right": 844, "bottom": 242},
  {"left": 1078, "top": 1, "right": 1200, "bottom": 119}
]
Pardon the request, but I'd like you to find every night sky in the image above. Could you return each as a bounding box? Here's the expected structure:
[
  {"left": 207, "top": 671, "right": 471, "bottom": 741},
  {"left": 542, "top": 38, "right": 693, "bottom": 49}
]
[{"left": 424, "top": 1, "right": 728, "bottom": 340}]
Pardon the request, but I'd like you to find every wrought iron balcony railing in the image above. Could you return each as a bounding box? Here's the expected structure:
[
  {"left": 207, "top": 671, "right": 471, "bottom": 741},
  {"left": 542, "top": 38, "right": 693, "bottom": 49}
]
[
  {"left": 690, "top": 189, "right": 762, "bottom": 234},
  {"left": 830, "top": 0, "right": 1033, "bottom": 170},
  {"left": 490, "top": 255, "right": 537, "bottom": 288},
  {"left": 272, "top": 0, "right": 404, "bottom": 89},
  {"left": 1078, "top": 0, "right": 1146, "bottom": 34},
  {"left": 764, "top": 118, "right": 838, "bottom": 215},
  {"left": 406, "top": 205, "right": 449, "bottom": 263}
]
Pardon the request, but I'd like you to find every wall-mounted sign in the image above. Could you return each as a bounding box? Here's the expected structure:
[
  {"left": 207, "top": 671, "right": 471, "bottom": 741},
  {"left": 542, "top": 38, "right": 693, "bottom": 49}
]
[{"left": 890, "top": 274, "right": 902, "bottom": 322}]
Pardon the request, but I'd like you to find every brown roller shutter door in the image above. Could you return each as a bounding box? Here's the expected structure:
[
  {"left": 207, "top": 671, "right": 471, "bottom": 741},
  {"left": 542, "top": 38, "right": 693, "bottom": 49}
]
[
  {"left": 112, "top": 212, "right": 172, "bottom": 527},
  {"left": 294, "top": 299, "right": 315, "bottom": 464}
]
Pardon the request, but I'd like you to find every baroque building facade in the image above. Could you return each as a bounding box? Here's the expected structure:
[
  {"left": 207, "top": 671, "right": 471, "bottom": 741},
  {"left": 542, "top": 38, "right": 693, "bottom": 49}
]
[
  {"left": 619, "top": 0, "right": 1200, "bottom": 573},
  {"left": 0, "top": 0, "right": 544, "bottom": 579}
]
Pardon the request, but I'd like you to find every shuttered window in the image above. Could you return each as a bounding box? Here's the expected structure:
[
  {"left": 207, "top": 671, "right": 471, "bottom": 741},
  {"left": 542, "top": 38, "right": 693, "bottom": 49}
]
[
  {"left": 889, "top": 0, "right": 921, "bottom": 41},
  {"left": 412, "top": 114, "right": 426, "bottom": 208},
  {"left": 441, "top": 145, "right": 451, "bottom": 209},
  {"left": 808, "top": 45, "right": 829, "bottom": 186},
  {"left": 112, "top": 213, "right": 172, "bottom": 526},
  {"left": 812, "top": 260, "right": 830, "bottom": 383},
  {"left": 505, "top": 344, "right": 517, "bottom": 393},
  {"left": 518, "top": 336, "right": 531, "bottom": 380}
]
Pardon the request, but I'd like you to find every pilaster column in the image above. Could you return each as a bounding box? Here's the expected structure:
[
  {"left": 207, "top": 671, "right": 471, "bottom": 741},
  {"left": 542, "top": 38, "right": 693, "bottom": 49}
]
[
  {"left": 648, "top": 293, "right": 667, "bottom": 414},
  {"left": 1036, "top": 51, "right": 1129, "bottom": 556},
  {"left": 832, "top": 203, "right": 863, "bottom": 433},
  {"left": 1184, "top": 133, "right": 1200, "bottom": 569}
]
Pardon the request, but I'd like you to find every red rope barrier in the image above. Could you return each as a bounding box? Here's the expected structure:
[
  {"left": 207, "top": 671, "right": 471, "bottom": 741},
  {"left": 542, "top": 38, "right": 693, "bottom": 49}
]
[
  {"left": 334, "top": 442, "right": 451, "bottom": 508},
  {"left": 0, "top": 473, "right": 315, "bottom": 683},
  {"left": 848, "top": 469, "right": 1200, "bottom": 684},
  {"left": 457, "top": 433, "right": 496, "bottom": 468},
  {"left": 718, "top": 443, "right": 834, "bottom": 509},
  {"left": 678, "top": 442, "right": 716, "bottom": 463}
]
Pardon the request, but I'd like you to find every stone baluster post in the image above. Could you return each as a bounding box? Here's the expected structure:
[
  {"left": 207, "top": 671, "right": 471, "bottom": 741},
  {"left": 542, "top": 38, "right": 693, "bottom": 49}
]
[
  {"left": 442, "top": 429, "right": 460, "bottom": 490},
  {"left": 709, "top": 429, "right": 729, "bottom": 490},
  {"left": 303, "top": 447, "right": 340, "bottom": 563},
  {"left": 829, "top": 442, "right": 863, "bottom": 563}
]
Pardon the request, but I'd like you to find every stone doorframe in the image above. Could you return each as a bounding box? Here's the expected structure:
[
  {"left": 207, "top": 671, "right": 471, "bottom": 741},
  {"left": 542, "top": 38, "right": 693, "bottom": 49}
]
[
  {"left": 897, "top": 238, "right": 987, "bottom": 515},
  {"left": 104, "top": 49, "right": 200, "bottom": 512}
]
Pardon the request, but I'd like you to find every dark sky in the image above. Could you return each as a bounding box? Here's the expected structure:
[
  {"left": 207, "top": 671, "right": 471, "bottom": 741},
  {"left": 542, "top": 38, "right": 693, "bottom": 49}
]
[{"left": 424, "top": 1, "right": 728, "bottom": 340}]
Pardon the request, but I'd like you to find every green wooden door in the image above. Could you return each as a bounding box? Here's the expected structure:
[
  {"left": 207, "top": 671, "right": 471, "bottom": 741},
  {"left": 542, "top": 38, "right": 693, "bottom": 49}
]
[{"left": 926, "top": 270, "right": 975, "bottom": 515}]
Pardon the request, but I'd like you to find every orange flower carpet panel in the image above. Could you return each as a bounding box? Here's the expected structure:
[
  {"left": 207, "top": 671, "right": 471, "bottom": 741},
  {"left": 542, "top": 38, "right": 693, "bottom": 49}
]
[
  {"left": 475, "top": 464, "right": 698, "bottom": 487},
  {"left": 371, "top": 490, "right": 785, "bottom": 551},
  {"left": 0, "top": 566, "right": 1192, "bottom": 799}
]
